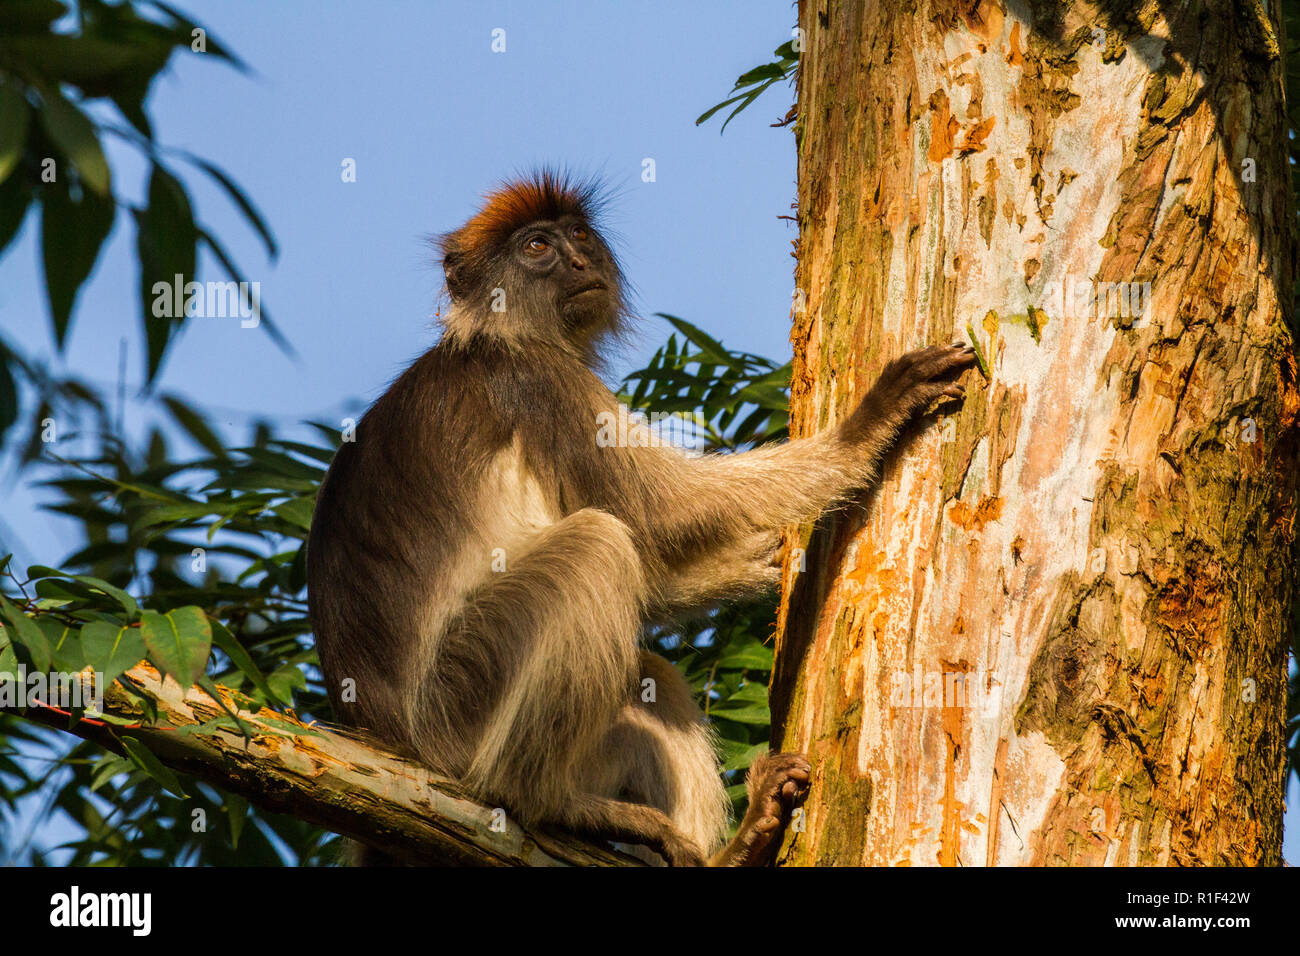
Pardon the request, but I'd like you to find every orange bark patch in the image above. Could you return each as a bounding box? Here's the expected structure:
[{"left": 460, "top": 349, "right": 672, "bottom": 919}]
[
  {"left": 1006, "top": 20, "right": 1025, "bottom": 67},
  {"left": 962, "top": 0, "right": 1003, "bottom": 46},
  {"left": 948, "top": 495, "right": 1004, "bottom": 531},
  {"left": 958, "top": 116, "right": 996, "bottom": 154},
  {"left": 937, "top": 663, "right": 971, "bottom": 866},
  {"left": 927, "top": 90, "right": 960, "bottom": 161},
  {"left": 1153, "top": 563, "right": 1223, "bottom": 655}
]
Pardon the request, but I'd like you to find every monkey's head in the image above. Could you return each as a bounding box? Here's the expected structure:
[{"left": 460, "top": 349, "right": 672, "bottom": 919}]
[{"left": 438, "top": 170, "right": 627, "bottom": 358}]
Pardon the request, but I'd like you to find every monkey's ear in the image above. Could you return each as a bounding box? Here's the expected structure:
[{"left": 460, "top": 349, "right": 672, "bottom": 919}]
[{"left": 443, "top": 250, "right": 469, "bottom": 300}]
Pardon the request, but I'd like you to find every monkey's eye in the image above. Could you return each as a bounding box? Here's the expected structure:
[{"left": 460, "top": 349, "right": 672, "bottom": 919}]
[
  {"left": 524, "top": 236, "right": 550, "bottom": 255},
  {"left": 570, "top": 225, "right": 589, "bottom": 241}
]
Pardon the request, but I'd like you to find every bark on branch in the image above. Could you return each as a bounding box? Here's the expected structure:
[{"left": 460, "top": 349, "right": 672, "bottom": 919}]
[{"left": 18, "top": 662, "right": 638, "bottom": 867}]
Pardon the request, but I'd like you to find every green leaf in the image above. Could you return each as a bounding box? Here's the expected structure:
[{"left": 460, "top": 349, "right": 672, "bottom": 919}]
[
  {"left": 120, "top": 735, "right": 188, "bottom": 799},
  {"left": 182, "top": 153, "right": 277, "bottom": 259},
  {"left": 135, "top": 162, "right": 197, "bottom": 384},
  {"left": 141, "top": 606, "right": 210, "bottom": 687},
  {"left": 658, "top": 314, "right": 733, "bottom": 364},
  {"left": 708, "top": 701, "right": 771, "bottom": 725},
  {"left": 0, "top": 29, "right": 173, "bottom": 95},
  {"left": 160, "top": 394, "right": 226, "bottom": 458},
  {"left": 225, "top": 792, "right": 248, "bottom": 848},
  {"left": 41, "top": 177, "right": 116, "bottom": 348},
  {"left": 27, "top": 566, "right": 139, "bottom": 620},
  {"left": 35, "top": 85, "right": 111, "bottom": 196},
  {"left": 288, "top": 543, "right": 307, "bottom": 592},
  {"left": 173, "top": 714, "right": 243, "bottom": 736},
  {"left": 720, "top": 740, "right": 768, "bottom": 773},
  {"left": 0, "top": 79, "right": 30, "bottom": 186},
  {"left": 273, "top": 496, "right": 314, "bottom": 532},
  {"left": 715, "top": 639, "right": 774, "bottom": 671},
  {"left": 148, "top": 1, "right": 250, "bottom": 73},
  {"left": 0, "top": 0, "right": 68, "bottom": 31},
  {"left": 0, "top": 597, "right": 50, "bottom": 671},
  {"left": 134, "top": 502, "right": 213, "bottom": 528},
  {"left": 266, "top": 664, "right": 305, "bottom": 706},
  {"left": 726, "top": 682, "right": 769, "bottom": 702},
  {"left": 37, "top": 617, "right": 85, "bottom": 672},
  {"left": 732, "top": 62, "right": 787, "bottom": 87},
  {"left": 79, "top": 621, "right": 147, "bottom": 685},
  {"left": 208, "top": 618, "right": 275, "bottom": 702},
  {"left": 709, "top": 682, "right": 771, "bottom": 725},
  {"left": 88, "top": 754, "right": 133, "bottom": 794},
  {"left": 0, "top": 160, "right": 32, "bottom": 257}
]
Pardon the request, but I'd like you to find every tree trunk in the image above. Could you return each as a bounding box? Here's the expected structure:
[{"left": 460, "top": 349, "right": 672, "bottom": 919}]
[{"left": 772, "top": 0, "right": 1297, "bottom": 866}]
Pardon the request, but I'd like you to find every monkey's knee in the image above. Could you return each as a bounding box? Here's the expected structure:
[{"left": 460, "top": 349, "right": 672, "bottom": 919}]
[{"left": 556, "top": 508, "right": 643, "bottom": 584}]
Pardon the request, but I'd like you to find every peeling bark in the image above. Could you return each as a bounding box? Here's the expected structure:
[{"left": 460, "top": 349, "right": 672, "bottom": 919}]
[
  {"left": 773, "top": 0, "right": 1296, "bottom": 866},
  {"left": 20, "top": 663, "right": 638, "bottom": 867}
]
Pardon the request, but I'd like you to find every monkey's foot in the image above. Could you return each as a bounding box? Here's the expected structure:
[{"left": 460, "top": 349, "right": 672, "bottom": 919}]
[
  {"left": 710, "top": 752, "right": 811, "bottom": 867},
  {"left": 652, "top": 832, "right": 707, "bottom": 868}
]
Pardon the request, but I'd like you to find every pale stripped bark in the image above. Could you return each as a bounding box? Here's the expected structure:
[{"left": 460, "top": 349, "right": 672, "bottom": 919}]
[
  {"left": 21, "top": 663, "right": 638, "bottom": 866},
  {"left": 772, "top": 0, "right": 1297, "bottom": 866}
]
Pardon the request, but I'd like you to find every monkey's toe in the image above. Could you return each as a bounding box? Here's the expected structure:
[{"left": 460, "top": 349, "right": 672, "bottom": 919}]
[{"left": 748, "top": 751, "right": 812, "bottom": 812}]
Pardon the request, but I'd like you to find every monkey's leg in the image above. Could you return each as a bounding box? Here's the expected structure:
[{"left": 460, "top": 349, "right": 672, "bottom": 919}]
[
  {"left": 455, "top": 508, "right": 644, "bottom": 816},
  {"left": 581, "top": 652, "right": 730, "bottom": 860},
  {"left": 589, "top": 653, "right": 810, "bottom": 867},
  {"left": 561, "top": 794, "right": 709, "bottom": 867},
  {"left": 444, "top": 509, "right": 708, "bottom": 865}
]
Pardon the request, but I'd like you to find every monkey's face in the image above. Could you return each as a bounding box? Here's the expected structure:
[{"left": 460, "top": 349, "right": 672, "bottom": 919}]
[{"left": 508, "top": 215, "right": 620, "bottom": 341}]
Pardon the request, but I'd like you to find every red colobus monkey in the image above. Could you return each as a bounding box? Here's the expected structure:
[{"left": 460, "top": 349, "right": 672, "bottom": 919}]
[{"left": 307, "top": 171, "right": 976, "bottom": 865}]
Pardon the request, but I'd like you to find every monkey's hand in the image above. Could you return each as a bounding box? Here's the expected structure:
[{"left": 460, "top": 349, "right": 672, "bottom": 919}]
[
  {"left": 709, "top": 752, "right": 811, "bottom": 867},
  {"left": 839, "top": 343, "right": 978, "bottom": 452}
]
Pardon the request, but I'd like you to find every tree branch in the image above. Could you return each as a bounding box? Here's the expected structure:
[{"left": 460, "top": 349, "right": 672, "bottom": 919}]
[{"left": 17, "top": 662, "right": 639, "bottom": 867}]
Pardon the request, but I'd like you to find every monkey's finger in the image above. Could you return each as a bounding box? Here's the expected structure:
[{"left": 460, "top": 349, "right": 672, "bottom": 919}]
[
  {"left": 888, "top": 344, "right": 949, "bottom": 381},
  {"left": 917, "top": 345, "right": 980, "bottom": 381},
  {"left": 941, "top": 383, "right": 966, "bottom": 399}
]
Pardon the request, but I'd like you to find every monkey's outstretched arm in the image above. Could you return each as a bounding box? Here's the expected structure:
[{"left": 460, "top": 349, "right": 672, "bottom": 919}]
[{"left": 632, "top": 344, "right": 977, "bottom": 557}]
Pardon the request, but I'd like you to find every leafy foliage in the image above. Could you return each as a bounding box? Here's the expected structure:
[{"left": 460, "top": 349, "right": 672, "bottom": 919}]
[
  {"left": 696, "top": 39, "right": 799, "bottom": 133},
  {"left": 0, "top": 0, "right": 285, "bottom": 447},
  {"left": 620, "top": 314, "right": 790, "bottom": 450}
]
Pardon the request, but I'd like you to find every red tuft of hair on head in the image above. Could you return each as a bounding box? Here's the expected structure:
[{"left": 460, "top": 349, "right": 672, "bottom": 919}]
[
  {"left": 457, "top": 170, "right": 600, "bottom": 252},
  {"left": 439, "top": 169, "right": 607, "bottom": 298}
]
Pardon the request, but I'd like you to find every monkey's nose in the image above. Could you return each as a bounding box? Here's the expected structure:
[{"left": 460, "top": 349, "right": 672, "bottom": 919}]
[{"left": 570, "top": 256, "right": 587, "bottom": 269}]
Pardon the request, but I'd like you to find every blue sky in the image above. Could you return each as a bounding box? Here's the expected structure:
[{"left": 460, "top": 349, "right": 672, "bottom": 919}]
[{"left": 0, "top": 0, "right": 1294, "bottom": 865}]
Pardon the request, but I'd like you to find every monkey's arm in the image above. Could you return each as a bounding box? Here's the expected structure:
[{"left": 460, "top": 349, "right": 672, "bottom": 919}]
[
  {"left": 646, "top": 529, "right": 781, "bottom": 624},
  {"left": 633, "top": 344, "right": 977, "bottom": 558}
]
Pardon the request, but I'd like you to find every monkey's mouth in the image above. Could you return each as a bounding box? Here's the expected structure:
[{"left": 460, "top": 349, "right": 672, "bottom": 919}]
[{"left": 565, "top": 281, "right": 607, "bottom": 299}]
